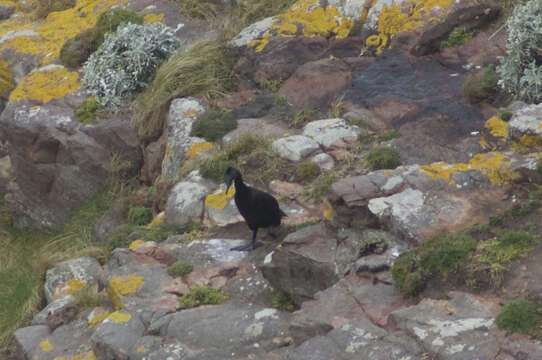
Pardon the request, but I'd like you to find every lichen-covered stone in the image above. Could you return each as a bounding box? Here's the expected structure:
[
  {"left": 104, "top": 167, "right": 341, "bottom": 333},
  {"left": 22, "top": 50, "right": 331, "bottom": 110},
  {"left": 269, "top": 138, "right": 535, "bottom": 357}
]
[
  {"left": 272, "top": 135, "right": 320, "bottom": 161},
  {"left": 303, "top": 118, "right": 361, "bottom": 149}
]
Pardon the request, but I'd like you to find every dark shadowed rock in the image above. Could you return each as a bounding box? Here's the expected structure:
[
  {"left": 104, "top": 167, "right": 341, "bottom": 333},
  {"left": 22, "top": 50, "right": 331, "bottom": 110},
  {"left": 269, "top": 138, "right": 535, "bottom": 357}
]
[
  {"left": 0, "top": 100, "right": 142, "bottom": 228},
  {"left": 0, "top": 4, "right": 15, "bottom": 20}
]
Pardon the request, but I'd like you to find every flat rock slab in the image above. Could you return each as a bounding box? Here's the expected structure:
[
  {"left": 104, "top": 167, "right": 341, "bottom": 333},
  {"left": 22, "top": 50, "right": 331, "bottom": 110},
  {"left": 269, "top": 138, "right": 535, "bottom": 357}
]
[
  {"left": 168, "top": 238, "right": 248, "bottom": 268},
  {"left": 389, "top": 292, "right": 502, "bottom": 360},
  {"left": 223, "top": 117, "right": 290, "bottom": 144},
  {"left": 272, "top": 135, "right": 320, "bottom": 162},
  {"left": 303, "top": 118, "right": 361, "bottom": 149}
]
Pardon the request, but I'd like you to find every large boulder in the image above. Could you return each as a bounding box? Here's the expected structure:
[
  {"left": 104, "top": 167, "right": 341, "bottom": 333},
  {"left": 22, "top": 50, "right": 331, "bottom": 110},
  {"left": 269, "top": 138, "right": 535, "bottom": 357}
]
[{"left": 0, "top": 98, "right": 142, "bottom": 228}]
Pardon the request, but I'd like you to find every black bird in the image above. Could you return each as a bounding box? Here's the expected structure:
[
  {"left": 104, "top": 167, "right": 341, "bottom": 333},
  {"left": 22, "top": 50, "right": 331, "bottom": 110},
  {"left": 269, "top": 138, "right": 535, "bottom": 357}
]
[{"left": 224, "top": 167, "right": 287, "bottom": 251}]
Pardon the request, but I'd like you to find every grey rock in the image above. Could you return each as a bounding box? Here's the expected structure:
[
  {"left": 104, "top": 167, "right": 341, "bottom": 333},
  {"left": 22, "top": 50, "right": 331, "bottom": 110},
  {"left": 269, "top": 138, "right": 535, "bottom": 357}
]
[
  {"left": 272, "top": 135, "right": 320, "bottom": 161},
  {"left": 310, "top": 152, "right": 334, "bottom": 170},
  {"left": 31, "top": 295, "right": 76, "bottom": 329},
  {"left": 169, "top": 238, "right": 248, "bottom": 269},
  {"left": 229, "top": 17, "right": 274, "bottom": 48},
  {"left": 508, "top": 103, "right": 542, "bottom": 140},
  {"left": 165, "top": 170, "right": 216, "bottom": 227},
  {"left": 129, "top": 335, "right": 164, "bottom": 360},
  {"left": 223, "top": 117, "right": 289, "bottom": 145},
  {"left": 389, "top": 292, "right": 502, "bottom": 360},
  {"left": 92, "top": 201, "right": 126, "bottom": 244},
  {"left": 91, "top": 310, "right": 146, "bottom": 360},
  {"left": 161, "top": 97, "right": 206, "bottom": 180},
  {"left": 44, "top": 257, "right": 103, "bottom": 304},
  {"left": 0, "top": 4, "right": 15, "bottom": 21},
  {"left": 303, "top": 118, "right": 361, "bottom": 149},
  {"left": 14, "top": 325, "right": 50, "bottom": 359}
]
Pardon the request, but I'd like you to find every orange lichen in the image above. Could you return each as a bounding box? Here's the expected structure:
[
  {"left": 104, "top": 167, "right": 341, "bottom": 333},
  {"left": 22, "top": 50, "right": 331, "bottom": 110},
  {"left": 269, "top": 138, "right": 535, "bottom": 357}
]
[
  {"left": 54, "top": 278, "right": 87, "bottom": 299},
  {"left": 129, "top": 239, "right": 145, "bottom": 251},
  {"left": 108, "top": 311, "right": 132, "bottom": 323},
  {"left": 143, "top": 13, "right": 164, "bottom": 23},
  {"left": 485, "top": 116, "right": 507, "bottom": 138},
  {"left": 40, "top": 339, "right": 53, "bottom": 352},
  {"left": 205, "top": 187, "right": 235, "bottom": 210},
  {"left": 420, "top": 152, "right": 516, "bottom": 185},
  {"left": 149, "top": 211, "right": 165, "bottom": 227},
  {"left": 367, "top": 0, "right": 453, "bottom": 54},
  {"left": 249, "top": 33, "right": 272, "bottom": 53},
  {"left": 88, "top": 308, "right": 110, "bottom": 328},
  {"left": 512, "top": 135, "right": 542, "bottom": 152},
  {"left": 187, "top": 142, "right": 213, "bottom": 159},
  {"left": 9, "top": 66, "right": 81, "bottom": 104},
  {"left": 323, "top": 204, "right": 333, "bottom": 220}
]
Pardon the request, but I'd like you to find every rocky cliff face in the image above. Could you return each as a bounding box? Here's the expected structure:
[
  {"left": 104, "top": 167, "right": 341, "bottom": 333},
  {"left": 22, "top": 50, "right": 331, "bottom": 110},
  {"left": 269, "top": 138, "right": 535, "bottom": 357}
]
[{"left": 3, "top": 0, "right": 542, "bottom": 359}]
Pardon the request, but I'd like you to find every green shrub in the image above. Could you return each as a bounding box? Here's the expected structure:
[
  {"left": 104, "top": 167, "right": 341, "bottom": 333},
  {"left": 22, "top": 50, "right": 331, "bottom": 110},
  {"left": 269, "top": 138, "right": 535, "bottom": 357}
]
[
  {"left": 200, "top": 155, "right": 236, "bottom": 182},
  {"left": 419, "top": 232, "right": 476, "bottom": 277},
  {"left": 379, "top": 129, "right": 400, "bottom": 141},
  {"left": 92, "top": 8, "right": 144, "bottom": 50},
  {"left": 273, "top": 95, "right": 287, "bottom": 106},
  {"left": 440, "top": 27, "right": 475, "bottom": 49},
  {"left": 496, "top": 299, "right": 539, "bottom": 333},
  {"left": 75, "top": 97, "right": 99, "bottom": 124},
  {"left": 60, "top": 30, "right": 95, "bottom": 69},
  {"left": 168, "top": 261, "right": 193, "bottom": 277},
  {"left": 463, "top": 65, "right": 498, "bottom": 103},
  {"left": 366, "top": 146, "right": 401, "bottom": 170},
  {"left": 497, "top": 231, "right": 533, "bottom": 248},
  {"left": 296, "top": 161, "right": 320, "bottom": 181},
  {"left": 34, "top": 0, "right": 76, "bottom": 19},
  {"left": 392, "top": 249, "right": 424, "bottom": 296},
  {"left": 190, "top": 110, "right": 238, "bottom": 142},
  {"left": 60, "top": 9, "right": 143, "bottom": 69},
  {"left": 82, "top": 23, "right": 180, "bottom": 107},
  {"left": 107, "top": 224, "right": 137, "bottom": 251},
  {"left": 497, "top": 0, "right": 542, "bottom": 103},
  {"left": 271, "top": 291, "right": 295, "bottom": 311},
  {"left": 127, "top": 207, "right": 153, "bottom": 226},
  {"left": 178, "top": 286, "right": 228, "bottom": 308}
]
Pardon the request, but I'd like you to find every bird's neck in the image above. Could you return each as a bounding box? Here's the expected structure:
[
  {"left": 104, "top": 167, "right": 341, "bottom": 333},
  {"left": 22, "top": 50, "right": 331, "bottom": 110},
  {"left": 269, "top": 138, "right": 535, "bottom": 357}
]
[{"left": 234, "top": 176, "right": 248, "bottom": 192}]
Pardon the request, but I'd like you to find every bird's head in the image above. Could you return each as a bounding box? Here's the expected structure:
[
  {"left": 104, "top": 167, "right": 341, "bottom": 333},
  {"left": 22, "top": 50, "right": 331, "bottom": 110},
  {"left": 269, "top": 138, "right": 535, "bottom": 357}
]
[{"left": 224, "top": 166, "right": 241, "bottom": 194}]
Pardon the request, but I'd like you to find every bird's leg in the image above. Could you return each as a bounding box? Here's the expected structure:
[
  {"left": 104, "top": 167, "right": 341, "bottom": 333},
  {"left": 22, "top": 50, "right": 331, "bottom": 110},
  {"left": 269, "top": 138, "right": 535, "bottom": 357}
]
[{"left": 230, "top": 228, "right": 262, "bottom": 252}]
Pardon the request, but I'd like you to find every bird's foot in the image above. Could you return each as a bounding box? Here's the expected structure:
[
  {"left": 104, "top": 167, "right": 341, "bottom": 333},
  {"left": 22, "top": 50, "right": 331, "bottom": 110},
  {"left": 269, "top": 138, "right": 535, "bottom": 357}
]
[{"left": 230, "top": 241, "right": 263, "bottom": 252}]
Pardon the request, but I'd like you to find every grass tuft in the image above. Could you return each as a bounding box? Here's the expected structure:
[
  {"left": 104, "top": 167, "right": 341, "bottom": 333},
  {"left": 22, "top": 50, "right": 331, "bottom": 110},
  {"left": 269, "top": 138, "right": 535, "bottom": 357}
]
[
  {"left": 496, "top": 299, "right": 539, "bottom": 334},
  {"left": 463, "top": 65, "right": 498, "bottom": 104},
  {"left": 168, "top": 261, "right": 194, "bottom": 277},
  {"left": 365, "top": 146, "right": 401, "bottom": 170},
  {"left": 178, "top": 286, "right": 228, "bottom": 308},
  {"left": 190, "top": 110, "right": 238, "bottom": 142}
]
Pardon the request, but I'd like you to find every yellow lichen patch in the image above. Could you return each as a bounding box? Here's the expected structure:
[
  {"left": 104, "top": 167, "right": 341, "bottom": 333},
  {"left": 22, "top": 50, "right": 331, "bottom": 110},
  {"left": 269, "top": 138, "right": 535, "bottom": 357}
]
[
  {"left": 323, "top": 204, "right": 333, "bottom": 220},
  {"left": 9, "top": 66, "right": 81, "bottom": 104},
  {"left": 485, "top": 116, "right": 507, "bottom": 138},
  {"left": 478, "top": 136, "right": 489, "bottom": 149},
  {"left": 249, "top": 33, "right": 272, "bottom": 53},
  {"left": 513, "top": 135, "right": 542, "bottom": 152},
  {"left": 143, "top": 13, "right": 164, "bottom": 23},
  {"left": 187, "top": 142, "right": 213, "bottom": 159},
  {"left": 88, "top": 308, "right": 110, "bottom": 329},
  {"left": 109, "top": 274, "right": 144, "bottom": 296},
  {"left": 384, "top": 170, "right": 394, "bottom": 176},
  {"left": 55, "top": 278, "right": 87, "bottom": 299},
  {"left": 129, "top": 239, "right": 146, "bottom": 251},
  {"left": 40, "top": 339, "right": 53, "bottom": 352},
  {"left": 205, "top": 187, "right": 235, "bottom": 210},
  {"left": 108, "top": 311, "right": 132, "bottom": 323},
  {"left": 0, "top": 0, "right": 129, "bottom": 66},
  {"left": 149, "top": 211, "right": 165, "bottom": 227},
  {"left": 137, "top": 346, "right": 147, "bottom": 353},
  {"left": 368, "top": 0, "right": 453, "bottom": 54},
  {"left": 0, "top": 58, "right": 13, "bottom": 95},
  {"left": 420, "top": 152, "right": 516, "bottom": 185}
]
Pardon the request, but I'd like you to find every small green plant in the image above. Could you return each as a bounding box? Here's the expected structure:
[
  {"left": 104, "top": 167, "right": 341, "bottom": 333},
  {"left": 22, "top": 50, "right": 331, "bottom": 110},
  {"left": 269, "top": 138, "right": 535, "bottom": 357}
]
[
  {"left": 273, "top": 95, "right": 287, "bottom": 106},
  {"left": 34, "top": 0, "right": 76, "bottom": 19},
  {"left": 379, "top": 129, "right": 400, "bottom": 141},
  {"left": 127, "top": 207, "right": 153, "bottom": 226},
  {"left": 392, "top": 249, "right": 424, "bottom": 296},
  {"left": 168, "top": 261, "right": 193, "bottom": 277},
  {"left": 365, "top": 146, "right": 401, "bottom": 170},
  {"left": 259, "top": 79, "right": 282, "bottom": 92},
  {"left": 499, "top": 111, "right": 513, "bottom": 122},
  {"left": 328, "top": 94, "right": 345, "bottom": 118},
  {"left": 462, "top": 65, "right": 499, "bottom": 103},
  {"left": 178, "top": 286, "right": 228, "bottom": 308},
  {"left": 497, "top": 0, "right": 542, "bottom": 103},
  {"left": 107, "top": 223, "right": 179, "bottom": 251},
  {"left": 190, "top": 110, "right": 238, "bottom": 142},
  {"left": 271, "top": 291, "right": 295, "bottom": 311},
  {"left": 199, "top": 155, "right": 237, "bottom": 183},
  {"left": 75, "top": 97, "right": 99, "bottom": 124},
  {"left": 290, "top": 108, "right": 318, "bottom": 128},
  {"left": 304, "top": 173, "right": 338, "bottom": 200},
  {"left": 496, "top": 299, "right": 539, "bottom": 333},
  {"left": 72, "top": 288, "right": 112, "bottom": 311},
  {"left": 440, "top": 27, "right": 475, "bottom": 49},
  {"left": 296, "top": 161, "right": 320, "bottom": 181},
  {"left": 82, "top": 22, "right": 180, "bottom": 107},
  {"left": 518, "top": 200, "right": 536, "bottom": 217}
]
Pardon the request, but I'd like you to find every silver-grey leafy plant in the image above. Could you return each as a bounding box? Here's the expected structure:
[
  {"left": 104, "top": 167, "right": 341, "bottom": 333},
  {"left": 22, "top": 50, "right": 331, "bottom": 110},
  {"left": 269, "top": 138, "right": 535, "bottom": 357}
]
[
  {"left": 497, "top": 0, "right": 542, "bottom": 104},
  {"left": 82, "top": 22, "right": 180, "bottom": 107}
]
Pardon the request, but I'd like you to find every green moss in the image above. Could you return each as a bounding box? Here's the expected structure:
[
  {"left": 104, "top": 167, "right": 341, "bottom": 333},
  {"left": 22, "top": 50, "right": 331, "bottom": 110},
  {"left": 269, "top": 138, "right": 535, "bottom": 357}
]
[
  {"left": 178, "top": 286, "right": 228, "bottom": 308},
  {"left": 75, "top": 97, "right": 99, "bottom": 124},
  {"left": 127, "top": 207, "right": 153, "bottom": 226},
  {"left": 271, "top": 290, "right": 295, "bottom": 311},
  {"left": 419, "top": 232, "right": 476, "bottom": 277},
  {"left": 440, "top": 27, "right": 475, "bottom": 49},
  {"left": 391, "top": 249, "right": 424, "bottom": 296},
  {"left": 463, "top": 65, "right": 498, "bottom": 104},
  {"left": 496, "top": 299, "right": 539, "bottom": 333},
  {"left": 296, "top": 161, "right": 320, "bottom": 182},
  {"left": 107, "top": 223, "right": 179, "bottom": 251},
  {"left": 379, "top": 129, "right": 400, "bottom": 141},
  {"left": 60, "top": 30, "right": 95, "bottom": 69},
  {"left": 303, "top": 173, "right": 338, "bottom": 201},
  {"left": 366, "top": 146, "right": 401, "bottom": 170},
  {"left": 190, "top": 110, "right": 237, "bottom": 142},
  {"left": 168, "top": 261, "right": 193, "bottom": 277},
  {"left": 499, "top": 111, "right": 513, "bottom": 122},
  {"left": 273, "top": 95, "right": 287, "bottom": 106},
  {"left": 91, "top": 8, "right": 144, "bottom": 50}
]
